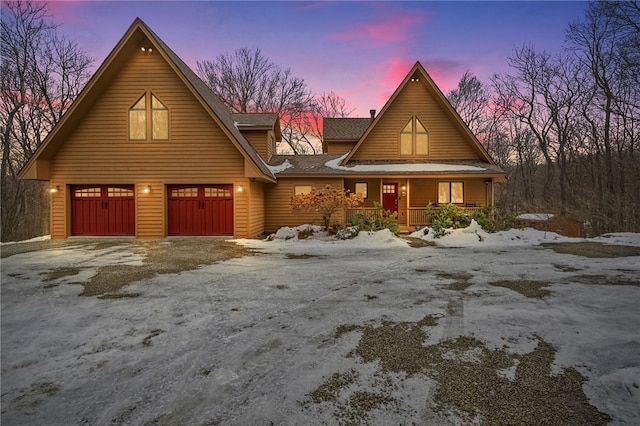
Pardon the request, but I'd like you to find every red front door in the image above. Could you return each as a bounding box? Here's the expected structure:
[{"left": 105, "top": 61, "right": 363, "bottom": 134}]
[
  {"left": 71, "top": 185, "right": 135, "bottom": 236},
  {"left": 382, "top": 183, "right": 398, "bottom": 214},
  {"left": 168, "top": 185, "right": 233, "bottom": 236}
]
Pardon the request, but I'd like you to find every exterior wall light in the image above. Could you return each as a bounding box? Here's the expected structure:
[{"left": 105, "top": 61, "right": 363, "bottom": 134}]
[
  {"left": 237, "top": 185, "right": 244, "bottom": 193},
  {"left": 143, "top": 185, "right": 151, "bottom": 194},
  {"left": 49, "top": 185, "right": 60, "bottom": 194},
  {"left": 141, "top": 47, "right": 153, "bottom": 53}
]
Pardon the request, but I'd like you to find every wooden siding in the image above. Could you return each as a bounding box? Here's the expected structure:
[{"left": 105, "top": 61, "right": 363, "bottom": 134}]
[
  {"left": 234, "top": 180, "right": 248, "bottom": 238},
  {"left": 137, "top": 182, "right": 164, "bottom": 238},
  {"left": 248, "top": 180, "right": 266, "bottom": 237},
  {"left": 49, "top": 182, "right": 67, "bottom": 239},
  {"left": 326, "top": 141, "right": 357, "bottom": 155},
  {"left": 48, "top": 40, "right": 253, "bottom": 237},
  {"left": 351, "top": 81, "right": 478, "bottom": 161},
  {"left": 264, "top": 178, "right": 344, "bottom": 233},
  {"left": 241, "top": 129, "right": 272, "bottom": 162}
]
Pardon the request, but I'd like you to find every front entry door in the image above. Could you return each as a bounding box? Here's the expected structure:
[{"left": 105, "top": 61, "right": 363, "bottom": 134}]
[{"left": 382, "top": 183, "right": 398, "bottom": 214}]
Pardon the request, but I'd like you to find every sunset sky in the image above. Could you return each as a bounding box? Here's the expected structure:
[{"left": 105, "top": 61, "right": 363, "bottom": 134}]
[{"left": 42, "top": 1, "right": 588, "bottom": 116}]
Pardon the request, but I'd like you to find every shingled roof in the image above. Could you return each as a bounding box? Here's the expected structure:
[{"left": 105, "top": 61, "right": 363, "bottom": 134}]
[
  {"left": 324, "top": 118, "right": 372, "bottom": 140},
  {"left": 231, "top": 113, "right": 279, "bottom": 127}
]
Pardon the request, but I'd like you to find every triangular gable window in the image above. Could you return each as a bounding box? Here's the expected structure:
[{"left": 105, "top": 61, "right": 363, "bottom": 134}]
[
  {"left": 400, "top": 116, "right": 429, "bottom": 156},
  {"left": 128, "top": 92, "right": 169, "bottom": 140}
]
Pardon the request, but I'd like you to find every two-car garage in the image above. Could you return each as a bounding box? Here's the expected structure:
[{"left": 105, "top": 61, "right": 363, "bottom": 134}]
[{"left": 70, "top": 184, "right": 233, "bottom": 237}]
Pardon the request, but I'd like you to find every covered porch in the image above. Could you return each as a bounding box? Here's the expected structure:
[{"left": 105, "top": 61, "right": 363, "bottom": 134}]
[{"left": 344, "top": 177, "right": 496, "bottom": 230}]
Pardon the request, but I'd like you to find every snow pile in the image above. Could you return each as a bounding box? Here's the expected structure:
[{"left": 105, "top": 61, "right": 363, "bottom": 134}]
[
  {"left": 0, "top": 235, "right": 51, "bottom": 246},
  {"left": 271, "top": 224, "right": 325, "bottom": 240},
  {"left": 516, "top": 213, "right": 556, "bottom": 221},
  {"left": 268, "top": 159, "right": 293, "bottom": 174},
  {"left": 325, "top": 153, "right": 487, "bottom": 173},
  {"left": 350, "top": 228, "right": 409, "bottom": 247},
  {"left": 409, "top": 219, "right": 575, "bottom": 247}
]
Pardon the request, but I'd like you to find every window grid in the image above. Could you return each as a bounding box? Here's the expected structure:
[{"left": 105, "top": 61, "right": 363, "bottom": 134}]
[
  {"left": 74, "top": 187, "right": 101, "bottom": 198},
  {"left": 171, "top": 187, "right": 199, "bottom": 197},
  {"left": 205, "top": 187, "right": 231, "bottom": 198},
  {"left": 383, "top": 184, "right": 396, "bottom": 194},
  {"left": 108, "top": 187, "right": 134, "bottom": 197}
]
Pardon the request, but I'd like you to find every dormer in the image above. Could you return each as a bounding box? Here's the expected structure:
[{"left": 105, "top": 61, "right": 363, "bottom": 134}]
[{"left": 231, "top": 113, "right": 281, "bottom": 162}]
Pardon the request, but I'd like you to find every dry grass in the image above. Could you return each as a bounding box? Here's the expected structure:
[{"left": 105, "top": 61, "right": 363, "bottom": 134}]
[
  {"left": 312, "top": 316, "right": 611, "bottom": 425},
  {"left": 542, "top": 242, "right": 640, "bottom": 258},
  {"left": 489, "top": 280, "right": 552, "bottom": 299}
]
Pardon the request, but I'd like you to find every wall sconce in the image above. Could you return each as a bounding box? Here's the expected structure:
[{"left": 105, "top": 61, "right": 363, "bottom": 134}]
[
  {"left": 49, "top": 185, "right": 60, "bottom": 194},
  {"left": 143, "top": 185, "right": 151, "bottom": 194},
  {"left": 141, "top": 46, "right": 153, "bottom": 53},
  {"left": 237, "top": 185, "right": 244, "bottom": 193},
  {"left": 401, "top": 185, "right": 407, "bottom": 197},
  {"left": 410, "top": 77, "right": 419, "bottom": 82}
]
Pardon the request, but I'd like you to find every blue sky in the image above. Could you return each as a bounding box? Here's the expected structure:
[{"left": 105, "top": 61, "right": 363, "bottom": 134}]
[{"left": 43, "top": 1, "right": 588, "bottom": 116}]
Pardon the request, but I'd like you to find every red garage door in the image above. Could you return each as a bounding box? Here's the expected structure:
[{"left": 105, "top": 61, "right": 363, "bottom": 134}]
[
  {"left": 71, "top": 185, "right": 135, "bottom": 236},
  {"left": 168, "top": 185, "right": 233, "bottom": 236}
]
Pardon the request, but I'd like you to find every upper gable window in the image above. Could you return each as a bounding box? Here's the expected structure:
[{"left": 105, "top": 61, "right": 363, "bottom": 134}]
[
  {"left": 400, "top": 116, "right": 429, "bottom": 156},
  {"left": 151, "top": 95, "right": 168, "bottom": 139},
  {"left": 129, "top": 95, "right": 147, "bottom": 140},
  {"left": 128, "top": 92, "right": 169, "bottom": 140}
]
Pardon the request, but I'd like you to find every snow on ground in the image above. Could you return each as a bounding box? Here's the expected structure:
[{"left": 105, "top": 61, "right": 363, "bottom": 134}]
[{"left": 1, "top": 228, "right": 639, "bottom": 425}]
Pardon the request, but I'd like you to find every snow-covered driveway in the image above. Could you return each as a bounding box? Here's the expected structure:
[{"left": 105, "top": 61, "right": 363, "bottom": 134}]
[{"left": 1, "top": 229, "right": 639, "bottom": 425}]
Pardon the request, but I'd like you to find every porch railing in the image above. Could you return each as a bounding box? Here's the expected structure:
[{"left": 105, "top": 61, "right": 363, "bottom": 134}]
[
  {"left": 346, "top": 206, "right": 491, "bottom": 227},
  {"left": 345, "top": 208, "right": 380, "bottom": 224}
]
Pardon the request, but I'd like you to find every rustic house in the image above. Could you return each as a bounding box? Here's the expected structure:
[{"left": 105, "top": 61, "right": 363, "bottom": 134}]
[{"left": 19, "top": 18, "right": 505, "bottom": 239}]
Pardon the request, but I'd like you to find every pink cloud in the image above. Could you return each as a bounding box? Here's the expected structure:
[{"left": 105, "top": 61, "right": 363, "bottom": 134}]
[{"left": 329, "top": 11, "right": 426, "bottom": 48}]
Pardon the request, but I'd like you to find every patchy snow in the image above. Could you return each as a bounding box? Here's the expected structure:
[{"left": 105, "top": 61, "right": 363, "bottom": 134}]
[
  {"left": 267, "top": 158, "right": 293, "bottom": 174},
  {"left": 516, "top": 213, "right": 556, "bottom": 221},
  {"left": 325, "top": 152, "right": 487, "bottom": 172},
  {"left": 2, "top": 227, "right": 639, "bottom": 425},
  {"left": 0, "top": 235, "right": 51, "bottom": 246}
]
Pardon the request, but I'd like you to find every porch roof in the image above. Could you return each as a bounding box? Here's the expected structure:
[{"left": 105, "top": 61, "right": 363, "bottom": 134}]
[{"left": 268, "top": 154, "right": 506, "bottom": 177}]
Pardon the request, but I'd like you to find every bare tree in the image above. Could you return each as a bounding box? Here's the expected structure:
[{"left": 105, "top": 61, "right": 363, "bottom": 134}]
[
  {"left": 197, "top": 48, "right": 319, "bottom": 154},
  {"left": 447, "top": 70, "right": 492, "bottom": 138},
  {"left": 566, "top": 1, "right": 640, "bottom": 233},
  {"left": 1, "top": 0, "right": 93, "bottom": 241}
]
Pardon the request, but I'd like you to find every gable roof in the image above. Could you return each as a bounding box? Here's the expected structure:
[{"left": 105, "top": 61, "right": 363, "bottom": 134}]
[
  {"left": 341, "top": 61, "right": 496, "bottom": 166},
  {"left": 19, "top": 18, "right": 275, "bottom": 182}
]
